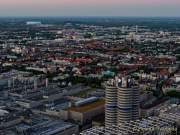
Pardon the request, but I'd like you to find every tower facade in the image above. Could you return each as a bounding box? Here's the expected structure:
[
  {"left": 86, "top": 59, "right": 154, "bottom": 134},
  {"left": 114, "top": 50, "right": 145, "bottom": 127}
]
[
  {"left": 105, "top": 79, "right": 118, "bottom": 127},
  {"left": 105, "top": 76, "right": 140, "bottom": 127},
  {"left": 117, "top": 77, "right": 139, "bottom": 124}
]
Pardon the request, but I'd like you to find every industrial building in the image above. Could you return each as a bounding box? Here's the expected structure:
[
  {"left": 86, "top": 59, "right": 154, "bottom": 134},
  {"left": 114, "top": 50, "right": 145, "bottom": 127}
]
[
  {"left": 1, "top": 114, "right": 79, "bottom": 135},
  {"left": 67, "top": 98, "right": 105, "bottom": 125},
  {"left": 81, "top": 112, "right": 179, "bottom": 135}
]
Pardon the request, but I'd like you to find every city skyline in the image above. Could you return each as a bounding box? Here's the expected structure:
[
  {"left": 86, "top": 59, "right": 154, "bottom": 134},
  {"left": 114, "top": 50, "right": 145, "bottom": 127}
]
[
  {"left": 0, "top": 0, "right": 180, "bottom": 17},
  {"left": 0, "top": 3, "right": 180, "bottom": 134}
]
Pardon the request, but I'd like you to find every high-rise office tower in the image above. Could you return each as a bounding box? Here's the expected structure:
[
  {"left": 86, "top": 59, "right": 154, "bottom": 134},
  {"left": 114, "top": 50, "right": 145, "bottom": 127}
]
[
  {"left": 105, "top": 79, "right": 118, "bottom": 127},
  {"left": 116, "top": 76, "right": 139, "bottom": 125},
  {"left": 105, "top": 76, "right": 140, "bottom": 127}
]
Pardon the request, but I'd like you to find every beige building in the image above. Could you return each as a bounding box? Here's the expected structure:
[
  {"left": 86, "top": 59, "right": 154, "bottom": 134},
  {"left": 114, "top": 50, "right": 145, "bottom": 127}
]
[{"left": 67, "top": 99, "right": 105, "bottom": 125}]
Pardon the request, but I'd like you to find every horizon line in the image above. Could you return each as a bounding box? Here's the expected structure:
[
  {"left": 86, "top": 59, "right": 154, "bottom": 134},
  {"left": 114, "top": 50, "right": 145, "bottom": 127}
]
[{"left": 1, "top": 15, "right": 180, "bottom": 18}]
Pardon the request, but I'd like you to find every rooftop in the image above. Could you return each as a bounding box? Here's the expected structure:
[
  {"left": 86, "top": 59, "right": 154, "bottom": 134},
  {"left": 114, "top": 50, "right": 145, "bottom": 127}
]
[{"left": 67, "top": 99, "right": 105, "bottom": 113}]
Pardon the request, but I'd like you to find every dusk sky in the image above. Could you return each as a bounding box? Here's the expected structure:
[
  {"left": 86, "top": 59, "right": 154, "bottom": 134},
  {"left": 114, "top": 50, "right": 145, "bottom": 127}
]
[{"left": 0, "top": 0, "right": 180, "bottom": 17}]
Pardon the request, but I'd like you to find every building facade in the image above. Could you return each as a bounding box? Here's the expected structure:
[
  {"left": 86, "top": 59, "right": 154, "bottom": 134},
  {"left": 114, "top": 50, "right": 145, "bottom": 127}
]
[{"left": 105, "top": 76, "right": 140, "bottom": 127}]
